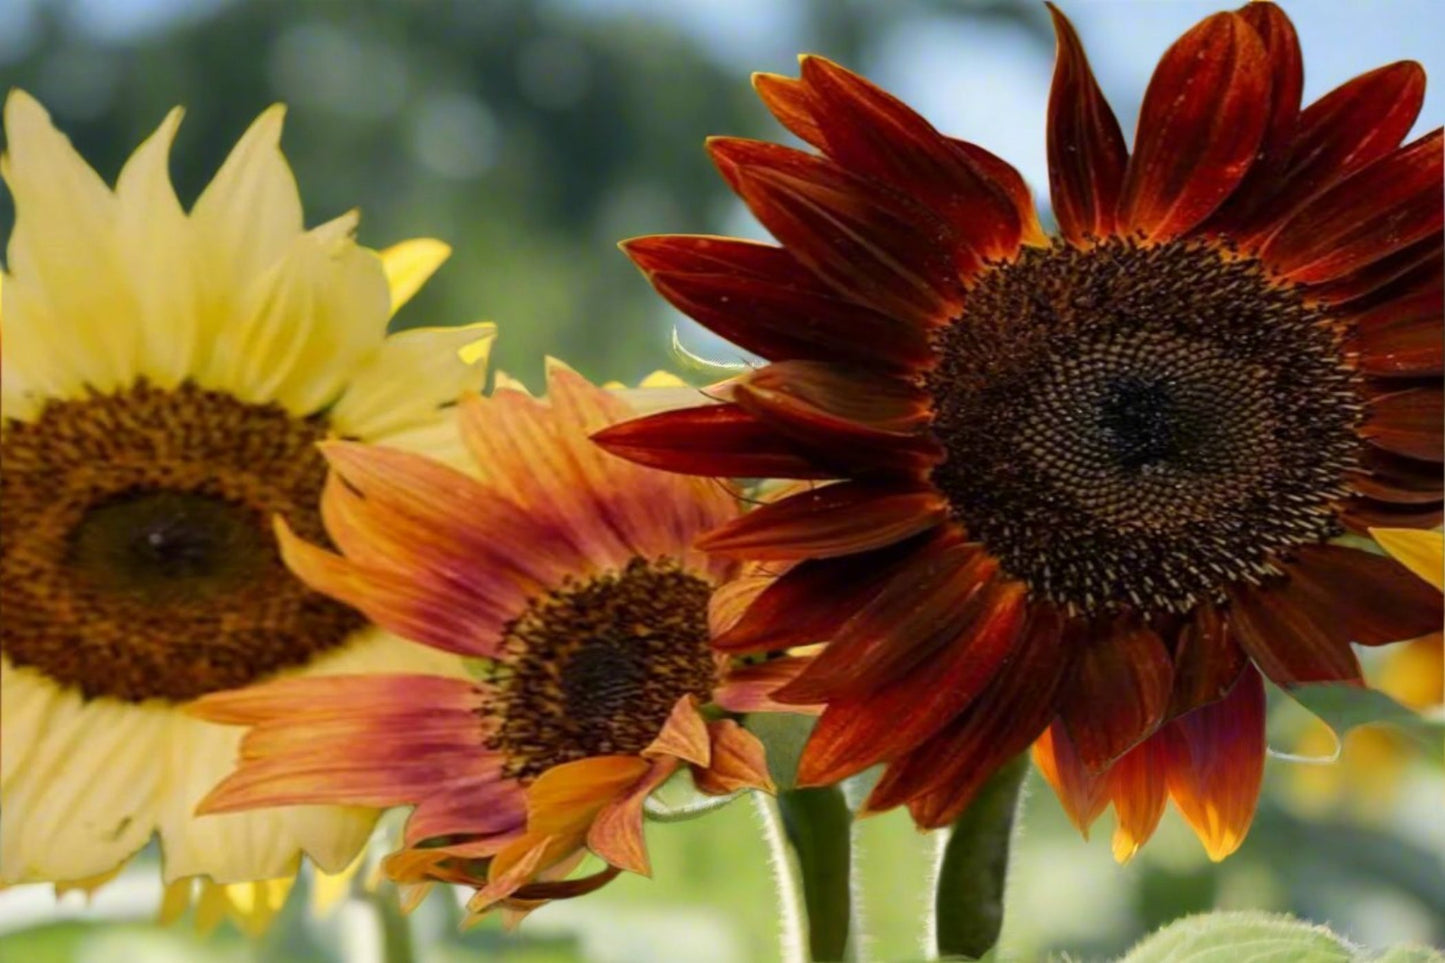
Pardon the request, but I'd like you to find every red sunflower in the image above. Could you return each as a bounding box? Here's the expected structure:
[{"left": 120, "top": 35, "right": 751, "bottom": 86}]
[{"left": 594, "top": 2, "right": 1443, "bottom": 859}]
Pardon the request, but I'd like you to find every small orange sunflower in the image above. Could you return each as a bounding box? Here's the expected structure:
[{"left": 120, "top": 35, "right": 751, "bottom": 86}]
[
  {"left": 595, "top": 2, "right": 1443, "bottom": 859},
  {"left": 191, "top": 364, "right": 810, "bottom": 919}
]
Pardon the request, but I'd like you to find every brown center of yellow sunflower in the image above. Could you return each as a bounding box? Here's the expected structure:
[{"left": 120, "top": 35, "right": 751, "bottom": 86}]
[
  {"left": 488, "top": 557, "right": 717, "bottom": 781},
  {"left": 926, "top": 237, "right": 1362, "bottom": 616},
  {"left": 0, "top": 380, "right": 365, "bottom": 702}
]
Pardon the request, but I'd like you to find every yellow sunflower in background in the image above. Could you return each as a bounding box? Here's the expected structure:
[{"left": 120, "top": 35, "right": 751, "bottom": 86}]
[
  {"left": 1289, "top": 528, "right": 1443, "bottom": 817},
  {"left": 0, "top": 90, "right": 492, "bottom": 926}
]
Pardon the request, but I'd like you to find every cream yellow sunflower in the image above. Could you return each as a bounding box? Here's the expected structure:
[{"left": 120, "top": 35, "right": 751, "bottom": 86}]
[{"left": 0, "top": 90, "right": 492, "bottom": 925}]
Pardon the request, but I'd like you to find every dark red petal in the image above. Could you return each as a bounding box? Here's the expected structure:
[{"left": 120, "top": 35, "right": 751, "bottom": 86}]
[
  {"left": 1117, "top": 12, "right": 1271, "bottom": 241},
  {"left": 622, "top": 235, "right": 933, "bottom": 369},
  {"left": 1032, "top": 720, "right": 1109, "bottom": 835},
  {"left": 1045, "top": 2, "right": 1128, "bottom": 244},
  {"left": 1349, "top": 279, "right": 1443, "bottom": 377},
  {"left": 733, "top": 363, "right": 943, "bottom": 471},
  {"left": 712, "top": 533, "right": 940, "bottom": 654},
  {"left": 867, "top": 604, "right": 1072, "bottom": 827},
  {"left": 1342, "top": 499, "right": 1445, "bottom": 533},
  {"left": 949, "top": 138, "right": 1047, "bottom": 246},
  {"left": 1161, "top": 665, "right": 1266, "bottom": 861},
  {"left": 1241, "top": 62, "right": 1426, "bottom": 243},
  {"left": 776, "top": 545, "right": 996, "bottom": 703},
  {"left": 1203, "top": 2, "right": 1303, "bottom": 238},
  {"left": 797, "top": 579, "right": 1029, "bottom": 788},
  {"left": 709, "top": 137, "right": 963, "bottom": 324},
  {"left": 1285, "top": 544, "right": 1443, "bottom": 647},
  {"left": 1059, "top": 622, "right": 1175, "bottom": 771},
  {"left": 1168, "top": 602, "right": 1248, "bottom": 718},
  {"left": 1363, "top": 386, "right": 1444, "bottom": 462},
  {"left": 1106, "top": 734, "right": 1171, "bottom": 862},
  {"left": 697, "top": 480, "right": 948, "bottom": 561},
  {"left": 798, "top": 55, "right": 1023, "bottom": 264},
  {"left": 1349, "top": 448, "right": 1445, "bottom": 504},
  {"left": 591, "top": 404, "right": 833, "bottom": 479},
  {"left": 753, "top": 71, "right": 826, "bottom": 148},
  {"left": 1304, "top": 231, "right": 1440, "bottom": 306},
  {"left": 1227, "top": 579, "right": 1363, "bottom": 686},
  {"left": 1259, "top": 129, "right": 1443, "bottom": 284}
]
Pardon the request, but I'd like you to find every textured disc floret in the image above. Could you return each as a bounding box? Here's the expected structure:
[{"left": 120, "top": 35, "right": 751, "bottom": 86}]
[
  {"left": 927, "top": 238, "right": 1363, "bottom": 615},
  {"left": 0, "top": 380, "right": 363, "bottom": 701},
  {"left": 489, "top": 556, "right": 718, "bottom": 779}
]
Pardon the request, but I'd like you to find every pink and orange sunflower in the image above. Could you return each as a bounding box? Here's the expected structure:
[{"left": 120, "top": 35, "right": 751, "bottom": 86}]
[
  {"left": 595, "top": 2, "right": 1443, "bottom": 859},
  {"left": 189, "top": 364, "right": 812, "bottom": 919}
]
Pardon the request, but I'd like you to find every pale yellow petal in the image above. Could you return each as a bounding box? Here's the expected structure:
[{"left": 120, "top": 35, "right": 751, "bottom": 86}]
[
  {"left": 2, "top": 90, "right": 138, "bottom": 393},
  {"left": 1370, "top": 528, "right": 1444, "bottom": 591},
  {"left": 158, "top": 878, "right": 195, "bottom": 925},
  {"left": 190, "top": 104, "right": 303, "bottom": 290},
  {"left": 115, "top": 106, "right": 203, "bottom": 387},
  {"left": 311, "top": 851, "right": 366, "bottom": 917},
  {"left": 328, "top": 321, "right": 495, "bottom": 440},
  {"left": 379, "top": 238, "right": 451, "bottom": 317}
]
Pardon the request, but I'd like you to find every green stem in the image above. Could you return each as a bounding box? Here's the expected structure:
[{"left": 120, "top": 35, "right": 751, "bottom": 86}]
[
  {"left": 370, "top": 883, "right": 417, "bottom": 963},
  {"left": 778, "top": 786, "right": 853, "bottom": 962},
  {"left": 754, "top": 793, "right": 809, "bottom": 963},
  {"left": 934, "top": 753, "right": 1028, "bottom": 961}
]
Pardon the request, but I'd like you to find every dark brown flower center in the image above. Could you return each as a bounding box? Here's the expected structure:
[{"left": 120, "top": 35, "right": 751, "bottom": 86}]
[
  {"left": 488, "top": 557, "right": 717, "bottom": 780},
  {"left": 926, "top": 238, "right": 1361, "bottom": 616},
  {"left": 0, "top": 380, "right": 365, "bottom": 702}
]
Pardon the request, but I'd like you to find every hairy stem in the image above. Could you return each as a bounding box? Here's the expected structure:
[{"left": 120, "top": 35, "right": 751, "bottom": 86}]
[{"left": 779, "top": 785, "right": 853, "bottom": 962}]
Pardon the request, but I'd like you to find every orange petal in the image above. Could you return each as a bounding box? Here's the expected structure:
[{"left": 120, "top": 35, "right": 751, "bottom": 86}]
[
  {"left": 644, "top": 696, "right": 712, "bottom": 767},
  {"left": 693, "top": 720, "right": 775, "bottom": 795},
  {"left": 525, "top": 756, "right": 652, "bottom": 836},
  {"left": 587, "top": 758, "right": 678, "bottom": 876},
  {"left": 1106, "top": 735, "right": 1169, "bottom": 863},
  {"left": 753, "top": 71, "right": 826, "bottom": 148},
  {"left": 713, "top": 657, "right": 821, "bottom": 715},
  {"left": 1117, "top": 11, "right": 1270, "bottom": 241},
  {"left": 1032, "top": 721, "right": 1109, "bottom": 837}
]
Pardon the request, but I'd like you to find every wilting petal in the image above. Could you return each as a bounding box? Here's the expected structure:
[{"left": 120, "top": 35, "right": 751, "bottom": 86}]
[
  {"left": 1168, "top": 603, "right": 1248, "bottom": 717},
  {"left": 643, "top": 696, "right": 711, "bottom": 768},
  {"left": 1260, "top": 130, "right": 1443, "bottom": 283},
  {"left": 592, "top": 403, "right": 835, "bottom": 479},
  {"left": 622, "top": 235, "right": 932, "bottom": 369},
  {"left": 693, "top": 720, "right": 775, "bottom": 795},
  {"left": 1227, "top": 580, "right": 1363, "bottom": 686},
  {"left": 1283, "top": 544, "right": 1443, "bottom": 646},
  {"left": 587, "top": 758, "right": 677, "bottom": 876},
  {"left": 797, "top": 55, "right": 1023, "bottom": 264},
  {"left": 797, "top": 580, "right": 1026, "bottom": 785},
  {"left": 1045, "top": 3, "right": 1128, "bottom": 244},
  {"left": 698, "top": 481, "right": 947, "bottom": 561},
  {"left": 1117, "top": 12, "right": 1270, "bottom": 241},
  {"left": 1371, "top": 527, "right": 1444, "bottom": 591},
  {"left": 866, "top": 603, "right": 1071, "bottom": 826},
  {"left": 777, "top": 544, "right": 994, "bottom": 702},
  {"left": 1363, "top": 386, "right": 1444, "bottom": 462},
  {"left": 1059, "top": 622, "right": 1174, "bottom": 771},
  {"left": 1106, "top": 736, "right": 1169, "bottom": 863},
  {"left": 714, "top": 657, "right": 820, "bottom": 714},
  {"left": 1162, "top": 666, "right": 1266, "bottom": 860},
  {"left": 712, "top": 536, "right": 932, "bottom": 653},
  {"left": 1032, "top": 721, "right": 1109, "bottom": 836},
  {"left": 710, "top": 137, "right": 962, "bottom": 325}
]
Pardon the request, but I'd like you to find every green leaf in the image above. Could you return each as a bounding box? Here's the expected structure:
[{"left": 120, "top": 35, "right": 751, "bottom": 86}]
[
  {"left": 642, "top": 768, "right": 746, "bottom": 822},
  {"left": 744, "top": 711, "right": 817, "bottom": 792},
  {"left": 1270, "top": 681, "right": 1445, "bottom": 764},
  {"left": 1373, "top": 948, "right": 1445, "bottom": 963},
  {"left": 1119, "top": 911, "right": 1354, "bottom": 963}
]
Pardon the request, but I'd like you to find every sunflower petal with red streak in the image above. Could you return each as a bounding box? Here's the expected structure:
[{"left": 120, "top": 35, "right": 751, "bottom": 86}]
[
  {"left": 1106, "top": 736, "right": 1170, "bottom": 863},
  {"left": 1032, "top": 721, "right": 1109, "bottom": 836},
  {"left": 1305, "top": 232, "right": 1440, "bottom": 306},
  {"left": 1363, "top": 386, "right": 1444, "bottom": 463},
  {"left": 711, "top": 535, "right": 934, "bottom": 653},
  {"left": 776, "top": 544, "right": 994, "bottom": 703},
  {"left": 1162, "top": 665, "right": 1266, "bottom": 861},
  {"left": 797, "top": 55, "right": 1022, "bottom": 265},
  {"left": 1045, "top": 3, "right": 1128, "bottom": 244},
  {"left": 1259, "top": 129, "right": 1443, "bottom": 284},
  {"left": 592, "top": 403, "right": 835, "bottom": 479},
  {"left": 622, "top": 235, "right": 932, "bottom": 370},
  {"left": 1350, "top": 281, "right": 1443, "bottom": 377},
  {"left": 1059, "top": 622, "right": 1174, "bottom": 772},
  {"left": 710, "top": 137, "right": 963, "bottom": 325},
  {"left": 693, "top": 720, "right": 776, "bottom": 795},
  {"left": 1227, "top": 580, "right": 1363, "bottom": 686},
  {"left": 753, "top": 71, "right": 826, "bottom": 148},
  {"left": 949, "top": 138, "right": 1047, "bottom": 246},
  {"left": 1117, "top": 11, "right": 1270, "bottom": 241},
  {"left": 698, "top": 481, "right": 947, "bottom": 561},
  {"left": 1168, "top": 602, "right": 1248, "bottom": 718},
  {"left": 587, "top": 758, "right": 678, "bottom": 876},
  {"left": 866, "top": 603, "right": 1071, "bottom": 827},
  {"left": 796, "top": 580, "right": 1027, "bottom": 785},
  {"left": 713, "top": 657, "right": 820, "bottom": 714},
  {"left": 1283, "top": 545, "right": 1443, "bottom": 647}
]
